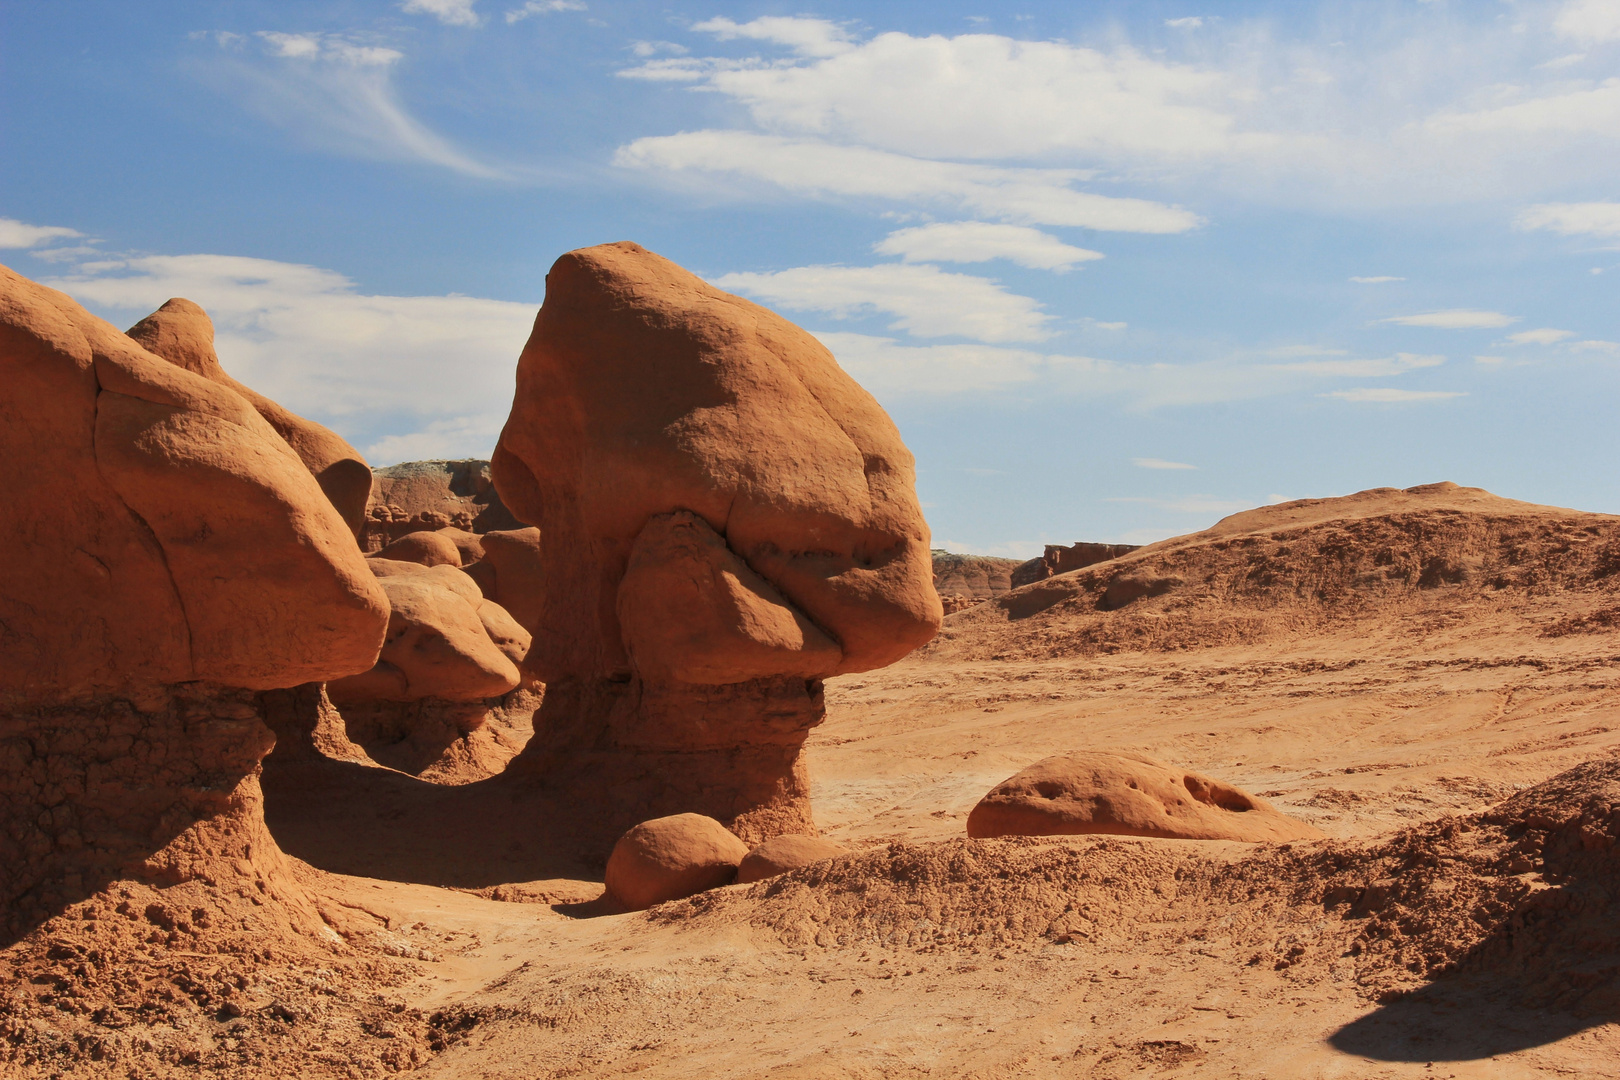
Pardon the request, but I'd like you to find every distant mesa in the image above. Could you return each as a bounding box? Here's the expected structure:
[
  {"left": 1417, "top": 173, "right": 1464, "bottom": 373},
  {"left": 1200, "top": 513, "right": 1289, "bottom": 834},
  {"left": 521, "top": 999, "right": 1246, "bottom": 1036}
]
[
  {"left": 967, "top": 751, "right": 1323, "bottom": 843},
  {"left": 932, "top": 541, "right": 1138, "bottom": 615},
  {"left": 493, "top": 241, "right": 941, "bottom": 843},
  {"left": 363, "top": 458, "right": 522, "bottom": 551}
]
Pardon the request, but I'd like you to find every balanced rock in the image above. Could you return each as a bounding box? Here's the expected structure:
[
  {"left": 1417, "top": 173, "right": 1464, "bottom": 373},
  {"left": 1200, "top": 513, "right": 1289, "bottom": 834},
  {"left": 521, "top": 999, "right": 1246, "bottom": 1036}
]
[
  {"left": 492, "top": 241, "right": 941, "bottom": 842},
  {"left": 0, "top": 265, "right": 388, "bottom": 941},
  {"left": 966, "top": 751, "right": 1323, "bottom": 843},
  {"left": 126, "top": 298, "right": 373, "bottom": 536},
  {"left": 328, "top": 565, "right": 524, "bottom": 704},
  {"left": 736, "top": 834, "right": 850, "bottom": 884},
  {"left": 604, "top": 813, "right": 750, "bottom": 911}
]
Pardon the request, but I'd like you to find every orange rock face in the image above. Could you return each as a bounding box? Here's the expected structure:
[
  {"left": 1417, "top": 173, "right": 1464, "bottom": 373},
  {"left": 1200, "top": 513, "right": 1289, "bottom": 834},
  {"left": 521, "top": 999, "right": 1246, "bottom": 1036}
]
[
  {"left": 493, "top": 242, "right": 940, "bottom": 840},
  {"left": 0, "top": 266, "right": 388, "bottom": 942},
  {"left": 604, "top": 814, "right": 750, "bottom": 911},
  {"left": 966, "top": 752, "right": 1323, "bottom": 843},
  {"left": 126, "top": 298, "right": 373, "bottom": 537}
]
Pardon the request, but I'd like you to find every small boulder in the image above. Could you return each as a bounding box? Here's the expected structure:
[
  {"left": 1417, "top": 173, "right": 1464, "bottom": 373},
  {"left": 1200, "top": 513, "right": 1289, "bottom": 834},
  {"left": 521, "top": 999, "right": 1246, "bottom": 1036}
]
[
  {"left": 374, "top": 530, "right": 463, "bottom": 568},
  {"left": 436, "top": 526, "right": 485, "bottom": 566},
  {"left": 735, "top": 834, "right": 850, "bottom": 884},
  {"left": 966, "top": 751, "right": 1322, "bottom": 843},
  {"left": 604, "top": 813, "right": 749, "bottom": 910}
]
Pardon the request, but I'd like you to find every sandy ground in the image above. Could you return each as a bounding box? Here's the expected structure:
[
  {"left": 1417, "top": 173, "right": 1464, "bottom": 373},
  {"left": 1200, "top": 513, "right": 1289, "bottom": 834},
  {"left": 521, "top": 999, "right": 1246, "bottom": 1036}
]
[{"left": 281, "top": 609, "right": 1620, "bottom": 1079}]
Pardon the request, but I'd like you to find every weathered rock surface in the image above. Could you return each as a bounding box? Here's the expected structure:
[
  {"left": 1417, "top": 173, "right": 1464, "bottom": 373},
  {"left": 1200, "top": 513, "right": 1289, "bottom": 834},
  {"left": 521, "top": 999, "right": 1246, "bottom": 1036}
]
[
  {"left": 736, "top": 834, "right": 851, "bottom": 884},
  {"left": 0, "top": 265, "right": 388, "bottom": 944},
  {"left": 966, "top": 751, "right": 1324, "bottom": 843},
  {"left": 126, "top": 297, "right": 374, "bottom": 536},
  {"left": 604, "top": 813, "right": 750, "bottom": 910},
  {"left": 373, "top": 530, "right": 465, "bottom": 568},
  {"left": 931, "top": 550, "right": 1025, "bottom": 600},
  {"left": 493, "top": 242, "right": 940, "bottom": 842},
  {"left": 471, "top": 526, "right": 544, "bottom": 635}
]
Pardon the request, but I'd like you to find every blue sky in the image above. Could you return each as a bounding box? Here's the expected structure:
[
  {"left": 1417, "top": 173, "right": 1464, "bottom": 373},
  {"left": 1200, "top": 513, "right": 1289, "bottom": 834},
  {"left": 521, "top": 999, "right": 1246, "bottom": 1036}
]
[{"left": 5, "top": 1, "right": 1620, "bottom": 555}]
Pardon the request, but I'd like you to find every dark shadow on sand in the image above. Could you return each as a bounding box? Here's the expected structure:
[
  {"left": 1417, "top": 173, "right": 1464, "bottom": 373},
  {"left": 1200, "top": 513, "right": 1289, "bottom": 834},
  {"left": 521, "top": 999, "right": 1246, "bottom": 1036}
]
[{"left": 1329, "top": 978, "right": 1615, "bottom": 1062}]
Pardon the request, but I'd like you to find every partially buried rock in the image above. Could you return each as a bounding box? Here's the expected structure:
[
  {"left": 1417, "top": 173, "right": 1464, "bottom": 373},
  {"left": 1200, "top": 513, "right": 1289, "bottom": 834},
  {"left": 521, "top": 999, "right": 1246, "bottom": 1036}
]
[
  {"left": 736, "top": 834, "right": 850, "bottom": 884},
  {"left": 605, "top": 813, "right": 750, "bottom": 911},
  {"left": 967, "top": 751, "right": 1322, "bottom": 843},
  {"left": 373, "top": 530, "right": 464, "bottom": 568}
]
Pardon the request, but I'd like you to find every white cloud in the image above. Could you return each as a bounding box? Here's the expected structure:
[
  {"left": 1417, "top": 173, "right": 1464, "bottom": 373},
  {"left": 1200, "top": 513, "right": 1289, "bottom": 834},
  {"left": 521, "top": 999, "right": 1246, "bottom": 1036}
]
[
  {"left": 690, "top": 16, "right": 853, "bottom": 58},
  {"left": 1572, "top": 339, "right": 1620, "bottom": 353},
  {"left": 1089, "top": 320, "right": 1128, "bottom": 330},
  {"left": 1517, "top": 201, "right": 1620, "bottom": 239},
  {"left": 1165, "top": 18, "right": 1204, "bottom": 30},
  {"left": 506, "top": 0, "right": 585, "bottom": 23},
  {"left": 1382, "top": 309, "right": 1518, "bottom": 329},
  {"left": 646, "top": 28, "right": 1268, "bottom": 165},
  {"left": 1273, "top": 351, "right": 1444, "bottom": 376},
  {"left": 812, "top": 332, "right": 1051, "bottom": 396},
  {"left": 365, "top": 414, "right": 507, "bottom": 464},
  {"left": 1555, "top": 0, "right": 1620, "bottom": 43},
  {"left": 718, "top": 264, "right": 1052, "bottom": 343},
  {"left": 0, "top": 218, "right": 83, "bottom": 249},
  {"left": 1133, "top": 458, "right": 1197, "bottom": 470},
  {"left": 1322, "top": 388, "right": 1466, "bottom": 402},
  {"left": 614, "top": 132, "right": 1202, "bottom": 232},
  {"left": 873, "top": 222, "right": 1103, "bottom": 270},
  {"left": 1507, "top": 328, "right": 1576, "bottom": 345},
  {"left": 1350, "top": 275, "right": 1404, "bottom": 283},
  {"left": 46, "top": 252, "right": 536, "bottom": 460},
  {"left": 1425, "top": 82, "right": 1620, "bottom": 142},
  {"left": 401, "top": 0, "right": 481, "bottom": 28},
  {"left": 214, "top": 33, "right": 504, "bottom": 179}
]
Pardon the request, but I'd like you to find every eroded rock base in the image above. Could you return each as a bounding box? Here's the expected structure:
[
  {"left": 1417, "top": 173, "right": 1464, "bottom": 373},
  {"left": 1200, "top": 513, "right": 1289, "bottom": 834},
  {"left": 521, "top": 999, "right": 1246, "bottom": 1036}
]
[{"left": 516, "top": 675, "right": 823, "bottom": 844}]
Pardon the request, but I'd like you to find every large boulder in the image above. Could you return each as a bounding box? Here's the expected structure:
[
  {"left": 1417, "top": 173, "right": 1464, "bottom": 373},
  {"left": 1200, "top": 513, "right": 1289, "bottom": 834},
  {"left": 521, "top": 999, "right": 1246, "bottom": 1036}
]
[
  {"left": 604, "top": 813, "right": 750, "bottom": 911},
  {"left": 373, "top": 530, "right": 464, "bottom": 568},
  {"left": 0, "top": 265, "right": 388, "bottom": 942},
  {"left": 966, "top": 752, "right": 1323, "bottom": 843},
  {"left": 126, "top": 298, "right": 373, "bottom": 536},
  {"left": 493, "top": 242, "right": 941, "bottom": 842}
]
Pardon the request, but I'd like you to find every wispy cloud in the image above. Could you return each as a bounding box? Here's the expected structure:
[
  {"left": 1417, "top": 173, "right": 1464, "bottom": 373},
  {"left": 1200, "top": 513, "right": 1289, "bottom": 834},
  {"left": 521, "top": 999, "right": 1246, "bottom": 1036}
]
[
  {"left": 718, "top": 263, "right": 1053, "bottom": 343},
  {"left": 690, "top": 16, "right": 853, "bottom": 58},
  {"left": 1506, "top": 328, "right": 1576, "bottom": 345},
  {"left": 1517, "top": 201, "right": 1620, "bottom": 240},
  {"left": 1133, "top": 458, "right": 1197, "bottom": 470},
  {"left": 0, "top": 218, "right": 83, "bottom": 248},
  {"left": 1350, "top": 275, "right": 1404, "bottom": 283},
  {"left": 506, "top": 0, "right": 585, "bottom": 23},
  {"left": 1382, "top": 309, "right": 1517, "bottom": 329},
  {"left": 614, "top": 132, "right": 1201, "bottom": 233},
  {"left": 46, "top": 251, "right": 535, "bottom": 462},
  {"left": 873, "top": 222, "right": 1103, "bottom": 270},
  {"left": 401, "top": 0, "right": 482, "bottom": 28},
  {"left": 208, "top": 32, "right": 506, "bottom": 179},
  {"left": 1555, "top": 0, "right": 1620, "bottom": 43},
  {"left": 1273, "top": 351, "right": 1444, "bottom": 376},
  {"left": 1322, "top": 388, "right": 1466, "bottom": 402}
]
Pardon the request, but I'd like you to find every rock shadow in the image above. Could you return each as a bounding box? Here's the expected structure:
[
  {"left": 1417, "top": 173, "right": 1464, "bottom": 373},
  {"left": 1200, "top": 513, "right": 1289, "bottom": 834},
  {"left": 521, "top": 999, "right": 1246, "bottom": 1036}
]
[{"left": 1329, "top": 978, "right": 1615, "bottom": 1061}]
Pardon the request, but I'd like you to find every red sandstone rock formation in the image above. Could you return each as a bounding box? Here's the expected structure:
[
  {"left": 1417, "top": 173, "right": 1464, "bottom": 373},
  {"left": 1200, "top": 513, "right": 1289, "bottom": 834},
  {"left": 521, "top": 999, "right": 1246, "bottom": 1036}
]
[
  {"left": 966, "top": 751, "right": 1323, "bottom": 843},
  {"left": 0, "top": 265, "right": 388, "bottom": 943},
  {"left": 735, "top": 834, "right": 850, "bottom": 884},
  {"left": 493, "top": 242, "right": 940, "bottom": 841},
  {"left": 1008, "top": 541, "right": 1140, "bottom": 588},
  {"left": 604, "top": 813, "right": 750, "bottom": 911},
  {"left": 362, "top": 459, "right": 522, "bottom": 552},
  {"left": 126, "top": 298, "right": 373, "bottom": 537}
]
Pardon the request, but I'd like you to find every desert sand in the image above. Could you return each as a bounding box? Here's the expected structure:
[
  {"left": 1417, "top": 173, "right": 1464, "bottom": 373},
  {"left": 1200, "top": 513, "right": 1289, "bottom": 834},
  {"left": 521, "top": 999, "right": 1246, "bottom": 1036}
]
[{"left": 3, "top": 250, "right": 1617, "bottom": 1080}]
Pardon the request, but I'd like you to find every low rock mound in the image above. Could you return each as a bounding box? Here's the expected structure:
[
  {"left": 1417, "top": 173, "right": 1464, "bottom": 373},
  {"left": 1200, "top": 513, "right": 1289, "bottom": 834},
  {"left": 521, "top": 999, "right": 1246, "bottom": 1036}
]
[
  {"left": 605, "top": 814, "right": 750, "bottom": 911},
  {"left": 966, "top": 751, "right": 1322, "bottom": 842},
  {"left": 736, "top": 835, "right": 851, "bottom": 884},
  {"left": 656, "top": 753, "right": 1620, "bottom": 1010},
  {"left": 932, "top": 482, "right": 1620, "bottom": 661},
  {"left": 373, "top": 530, "right": 465, "bottom": 568}
]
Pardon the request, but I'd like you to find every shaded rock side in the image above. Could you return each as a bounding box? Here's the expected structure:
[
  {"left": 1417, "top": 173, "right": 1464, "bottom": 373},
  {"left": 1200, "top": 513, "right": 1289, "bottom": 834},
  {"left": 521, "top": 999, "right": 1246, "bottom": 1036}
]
[
  {"left": 125, "top": 297, "right": 373, "bottom": 537},
  {"left": 604, "top": 813, "right": 750, "bottom": 911},
  {"left": 966, "top": 751, "right": 1323, "bottom": 843},
  {"left": 0, "top": 265, "right": 389, "bottom": 946}
]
